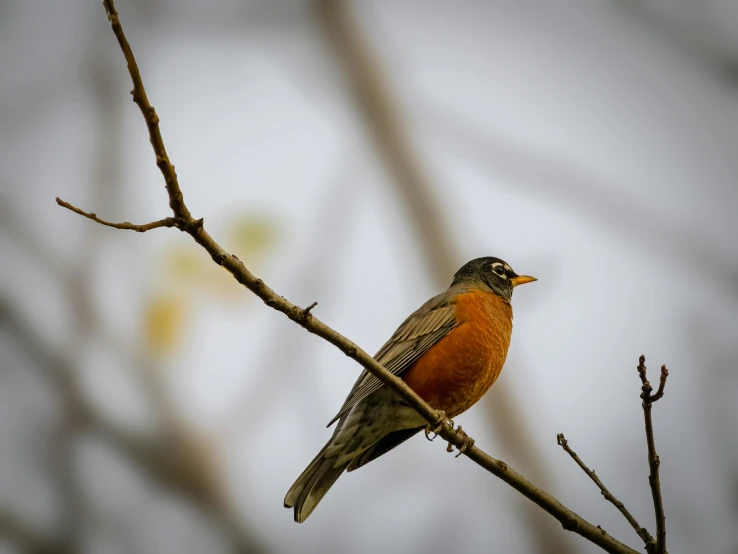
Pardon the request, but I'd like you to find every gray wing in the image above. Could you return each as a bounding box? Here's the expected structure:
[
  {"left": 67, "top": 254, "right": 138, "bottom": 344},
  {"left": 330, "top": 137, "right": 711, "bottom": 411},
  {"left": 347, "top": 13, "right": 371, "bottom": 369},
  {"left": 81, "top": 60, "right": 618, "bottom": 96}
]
[{"left": 326, "top": 291, "right": 458, "bottom": 426}]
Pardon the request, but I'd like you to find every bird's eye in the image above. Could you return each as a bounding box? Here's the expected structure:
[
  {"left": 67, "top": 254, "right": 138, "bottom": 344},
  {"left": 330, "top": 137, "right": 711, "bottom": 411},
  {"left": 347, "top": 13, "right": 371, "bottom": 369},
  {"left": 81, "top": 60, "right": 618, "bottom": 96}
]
[{"left": 494, "top": 266, "right": 505, "bottom": 276}]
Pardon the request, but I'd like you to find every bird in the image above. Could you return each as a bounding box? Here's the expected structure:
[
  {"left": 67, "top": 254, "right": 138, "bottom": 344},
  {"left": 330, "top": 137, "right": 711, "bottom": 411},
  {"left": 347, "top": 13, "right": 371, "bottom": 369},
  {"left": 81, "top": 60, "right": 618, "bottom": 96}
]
[{"left": 284, "top": 256, "right": 536, "bottom": 522}]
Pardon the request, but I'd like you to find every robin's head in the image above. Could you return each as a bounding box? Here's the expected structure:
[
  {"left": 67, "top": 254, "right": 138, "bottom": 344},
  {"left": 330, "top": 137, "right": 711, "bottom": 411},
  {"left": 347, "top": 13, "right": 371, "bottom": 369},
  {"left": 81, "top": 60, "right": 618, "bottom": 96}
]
[{"left": 451, "top": 257, "right": 537, "bottom": 300}]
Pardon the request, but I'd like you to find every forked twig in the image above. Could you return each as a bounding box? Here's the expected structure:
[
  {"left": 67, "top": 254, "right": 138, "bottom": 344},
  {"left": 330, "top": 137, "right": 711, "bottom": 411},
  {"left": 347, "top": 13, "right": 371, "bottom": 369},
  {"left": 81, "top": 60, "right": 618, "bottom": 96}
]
[
  {"left": 638, "top": 356, "right": 669, "bottom": 554},
  {"left": 557, "top": 433, "right": 654, "bottom": 547},
  {"left": 558, "top": 356, "right": 669, "bottom": 553}
]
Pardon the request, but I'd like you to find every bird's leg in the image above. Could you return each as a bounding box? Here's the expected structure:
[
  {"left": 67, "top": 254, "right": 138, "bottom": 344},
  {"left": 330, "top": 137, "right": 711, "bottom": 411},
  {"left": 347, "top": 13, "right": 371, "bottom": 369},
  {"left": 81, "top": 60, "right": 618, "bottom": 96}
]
[
  {"left": 425, "top": 411, "right": 453, "bottom": 441},
  {"left": 445, "top": 426, "right": 475, "bottom": 458}
]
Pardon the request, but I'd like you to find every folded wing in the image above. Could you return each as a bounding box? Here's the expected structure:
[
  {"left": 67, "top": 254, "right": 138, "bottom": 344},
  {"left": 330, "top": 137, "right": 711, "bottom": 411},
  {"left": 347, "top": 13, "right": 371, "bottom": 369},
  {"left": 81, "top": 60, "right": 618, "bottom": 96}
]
[{"left": 326, "top": 291, "right": 458, "bottom": 426}]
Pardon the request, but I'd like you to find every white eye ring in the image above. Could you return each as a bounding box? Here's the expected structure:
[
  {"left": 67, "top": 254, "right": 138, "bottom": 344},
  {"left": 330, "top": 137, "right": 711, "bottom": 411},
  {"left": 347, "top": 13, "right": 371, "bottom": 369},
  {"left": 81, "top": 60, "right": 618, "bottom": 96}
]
[{"left": 492, "top": 264, "right": 506, "bottom": 276}]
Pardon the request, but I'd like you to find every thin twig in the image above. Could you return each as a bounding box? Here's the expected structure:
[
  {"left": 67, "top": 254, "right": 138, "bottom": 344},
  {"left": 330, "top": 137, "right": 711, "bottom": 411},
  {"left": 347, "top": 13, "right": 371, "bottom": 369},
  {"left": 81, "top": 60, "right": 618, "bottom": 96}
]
[
  {"left": 637, "top": 356, "right": 668, "bottom": 554},
  {"left": 651, "top": 364, "right": 669, "bottom": 403},
  {"left": 56, "top": 2, "right": 646, "bottom": 552},
  {"left": 557, "top": 433, "right": 654, "bottom": 547},
  {"left": 56, "top": 197, "right": 177, "bottom": 232},
  {"left": 302, "top": 301, "right": 318, "bottom": 319}
]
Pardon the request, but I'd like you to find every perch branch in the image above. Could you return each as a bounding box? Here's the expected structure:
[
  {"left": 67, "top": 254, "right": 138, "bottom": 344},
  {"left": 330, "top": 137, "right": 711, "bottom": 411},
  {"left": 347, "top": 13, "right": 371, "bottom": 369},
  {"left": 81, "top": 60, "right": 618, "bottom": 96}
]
[
  {"left": 313, "top": 3, "right": 568, "bottom": 550},
  {"left": 557, "top": 433, "right": 654, "bottom": 547},
  {"left": 637, "top": 356, "right": 669, "bottom": 554},
  {"left": 55, "top": 2, "right": 646, "bottom": 552}
]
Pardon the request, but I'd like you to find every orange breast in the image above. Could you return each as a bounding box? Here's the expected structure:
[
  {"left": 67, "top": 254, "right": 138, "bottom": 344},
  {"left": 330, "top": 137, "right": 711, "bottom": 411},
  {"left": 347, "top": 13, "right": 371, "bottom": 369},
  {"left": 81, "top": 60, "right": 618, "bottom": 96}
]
[{"left": 401, "top": 290, "right": 513, "bottom": 418}]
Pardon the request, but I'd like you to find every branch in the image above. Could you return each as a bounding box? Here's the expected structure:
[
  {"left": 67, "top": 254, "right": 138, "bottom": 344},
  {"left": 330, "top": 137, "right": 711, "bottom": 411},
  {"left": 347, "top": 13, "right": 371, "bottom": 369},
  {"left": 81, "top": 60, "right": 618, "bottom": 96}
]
[
  {"left": 314, "top": 3, "right": 568, "bottom": 551},
  {"left": 9, "top": 19, "right": 262, "bottom": 551},
  {"left": 56, "top": 197, "right": 178, "bottom": 232},
  {"left": 638, "top": 356, "right": 669, "bottom": 554},
  {"left": 218, "top": 158, "right": 359, "bottom": 440},
  {"left": 187, "top": 238, "right": 639, "bottom": 554},
  {"left": 557, "top": 433, "right": 654, "bottom": 547},
  {"left": 102, "top": 0, "right": 190, "bottom": 219},
  {"left": 55, "top": 2, "right": 646, "bottom": 552}
]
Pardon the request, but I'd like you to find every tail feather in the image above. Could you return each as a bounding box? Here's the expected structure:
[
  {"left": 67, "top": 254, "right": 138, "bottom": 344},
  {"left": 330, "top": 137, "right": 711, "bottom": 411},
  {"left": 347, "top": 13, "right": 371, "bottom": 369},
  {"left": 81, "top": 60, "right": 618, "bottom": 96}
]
[
  {"left": 284, "top": 443, "right": 328, "bottom": 509},
  {"left": 294, "top": 458, "right": 348, "bottom": 523},
  {"left": 346, "top": 427, "right": 421, "bottom": 472},
  {"left": 284, "top": 443, "right": 349, "bottom": 523},
  {"left": 286, "top": 393, "right": 421, "bottom": 522}
]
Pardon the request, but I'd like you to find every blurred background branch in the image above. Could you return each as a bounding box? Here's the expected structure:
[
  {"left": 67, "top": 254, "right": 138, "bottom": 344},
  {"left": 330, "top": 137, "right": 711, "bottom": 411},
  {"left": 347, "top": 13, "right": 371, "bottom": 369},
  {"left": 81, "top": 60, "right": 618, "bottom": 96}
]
[
  {"left": 618, "top": 0, "right": 738, "bottom": 85},
  {"left": 415, "top": 106, "right": 738, "bottom": 295}
]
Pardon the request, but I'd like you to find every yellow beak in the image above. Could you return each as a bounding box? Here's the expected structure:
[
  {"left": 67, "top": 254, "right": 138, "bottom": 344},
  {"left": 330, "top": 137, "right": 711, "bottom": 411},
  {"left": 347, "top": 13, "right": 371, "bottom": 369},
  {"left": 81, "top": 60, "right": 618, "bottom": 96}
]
[{"left": 510, "top": 275, "right": 537, "bottom": 287}]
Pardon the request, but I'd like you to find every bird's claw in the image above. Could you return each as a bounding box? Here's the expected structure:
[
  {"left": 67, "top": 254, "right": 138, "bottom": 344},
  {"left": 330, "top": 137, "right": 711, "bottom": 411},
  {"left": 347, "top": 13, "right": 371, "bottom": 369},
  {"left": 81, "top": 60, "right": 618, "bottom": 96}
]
[
  {"left": 425, "top": 411, "right": 453, "bottom": 441},
  {"left": 425, "top": 413, "right": 474, "bottom": 456},
  {"left": 445, "top": 426, "right": 475, "bottom": 458}
]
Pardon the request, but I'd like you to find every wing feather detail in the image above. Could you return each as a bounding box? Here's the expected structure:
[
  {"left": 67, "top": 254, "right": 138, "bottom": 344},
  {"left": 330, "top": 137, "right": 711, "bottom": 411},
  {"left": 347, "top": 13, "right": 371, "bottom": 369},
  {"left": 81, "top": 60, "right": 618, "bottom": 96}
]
[{"left": 326, "top": 292, "right": 457, "bottom": 426}]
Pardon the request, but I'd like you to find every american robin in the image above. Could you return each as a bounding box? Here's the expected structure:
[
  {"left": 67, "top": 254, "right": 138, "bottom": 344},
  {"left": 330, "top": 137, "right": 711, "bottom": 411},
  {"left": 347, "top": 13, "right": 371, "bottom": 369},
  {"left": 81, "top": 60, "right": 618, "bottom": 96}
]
[{"left": 284, "top": 256, "right": 536, "bottom": 522}]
